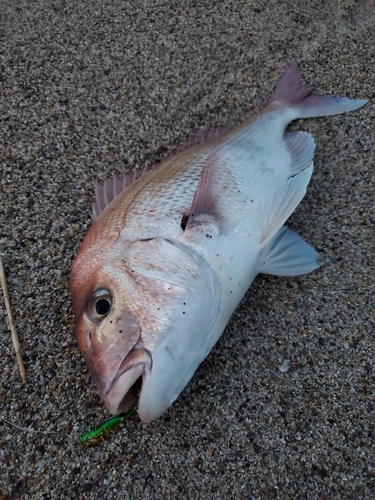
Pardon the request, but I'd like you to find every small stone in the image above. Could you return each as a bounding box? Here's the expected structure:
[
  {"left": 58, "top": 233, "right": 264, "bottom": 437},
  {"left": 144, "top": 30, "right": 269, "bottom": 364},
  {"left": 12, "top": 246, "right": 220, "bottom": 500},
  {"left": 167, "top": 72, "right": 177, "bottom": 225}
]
[
  {"left": 82, "top": 483, "right": 92, "bottom": 492},
  {"left": 355, "top": 73, "right": 367, "bottom": 82},
  {"left": 319, "top": 468, "right": 328, "bottom": 479},
  {"left": 279, "top": 359, "right": 290, "bottom": 373}
]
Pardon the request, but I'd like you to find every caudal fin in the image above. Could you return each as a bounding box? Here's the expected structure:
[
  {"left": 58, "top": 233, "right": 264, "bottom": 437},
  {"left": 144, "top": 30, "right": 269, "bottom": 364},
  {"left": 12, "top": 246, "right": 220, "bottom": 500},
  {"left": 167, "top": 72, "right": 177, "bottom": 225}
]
[{"left": 268, "top": 61, "right": 367, "bottom": 118}]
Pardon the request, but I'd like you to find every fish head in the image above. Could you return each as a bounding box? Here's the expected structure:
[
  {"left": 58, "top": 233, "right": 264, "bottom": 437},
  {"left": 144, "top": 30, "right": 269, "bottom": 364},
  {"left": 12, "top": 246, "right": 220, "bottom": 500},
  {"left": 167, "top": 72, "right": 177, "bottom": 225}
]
[
  {"left": 71, "top": 234, "right": 219, "bottom": 422},
  {"left": 70, "top": 237, "right": 152, "bottom": 415}
]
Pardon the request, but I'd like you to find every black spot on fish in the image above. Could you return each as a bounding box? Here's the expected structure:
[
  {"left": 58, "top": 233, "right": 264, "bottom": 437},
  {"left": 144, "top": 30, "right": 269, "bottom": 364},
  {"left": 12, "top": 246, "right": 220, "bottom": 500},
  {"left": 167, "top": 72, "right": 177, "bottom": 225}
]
[{"left": 165, "top": 345, "right": 176, "bottom": 360}]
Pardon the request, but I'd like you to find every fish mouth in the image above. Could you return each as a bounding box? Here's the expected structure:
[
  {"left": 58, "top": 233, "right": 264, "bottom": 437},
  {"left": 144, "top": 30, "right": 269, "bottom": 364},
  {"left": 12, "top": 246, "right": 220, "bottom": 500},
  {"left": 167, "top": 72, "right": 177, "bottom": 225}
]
[{"left": 104, "top": 344, "right": 152, "bottom": 415}]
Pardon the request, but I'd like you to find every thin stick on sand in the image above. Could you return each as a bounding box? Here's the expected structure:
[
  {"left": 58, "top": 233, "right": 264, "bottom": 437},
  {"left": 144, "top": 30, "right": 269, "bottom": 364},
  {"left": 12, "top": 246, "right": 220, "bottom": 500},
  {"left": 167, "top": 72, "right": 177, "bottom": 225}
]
[
  {"left": 0, "top": 255, "right": 27, "bottom": 383},
  {"left": 0, "top": 417, "right": 62, "bottom": 436}
]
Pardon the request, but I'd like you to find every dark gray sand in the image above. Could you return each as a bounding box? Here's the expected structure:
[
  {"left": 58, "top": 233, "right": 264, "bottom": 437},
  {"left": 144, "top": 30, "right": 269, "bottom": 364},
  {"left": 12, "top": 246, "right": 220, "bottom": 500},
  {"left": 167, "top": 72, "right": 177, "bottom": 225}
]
[{"left": 1, "top": 1, "right": 374, "bottom": 498}]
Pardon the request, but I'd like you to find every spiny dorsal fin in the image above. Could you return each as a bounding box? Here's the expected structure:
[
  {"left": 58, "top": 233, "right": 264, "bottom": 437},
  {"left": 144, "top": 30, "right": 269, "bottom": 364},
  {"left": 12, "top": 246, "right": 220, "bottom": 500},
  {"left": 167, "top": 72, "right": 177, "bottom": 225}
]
[
  {"left": 172, "top": 127, "right": 228, "bottom": 156},
  {"left": 92, "top": 165, "right": 152, "bottom": 219},
  {"left": 92, "top": 126, "right": 229, "bottom": 220}
]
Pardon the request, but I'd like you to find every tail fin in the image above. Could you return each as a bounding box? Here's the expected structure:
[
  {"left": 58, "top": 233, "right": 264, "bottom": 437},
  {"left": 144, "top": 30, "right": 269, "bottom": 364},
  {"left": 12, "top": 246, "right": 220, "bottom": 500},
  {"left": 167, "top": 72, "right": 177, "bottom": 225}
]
[{"left": 268, "top": 61, "right": 367, "bottom": 118}]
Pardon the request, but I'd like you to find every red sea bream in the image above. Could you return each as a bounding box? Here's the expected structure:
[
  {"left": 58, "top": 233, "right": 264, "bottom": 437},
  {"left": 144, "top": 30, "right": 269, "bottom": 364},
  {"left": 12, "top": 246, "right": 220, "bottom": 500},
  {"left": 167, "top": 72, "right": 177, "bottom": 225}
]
[{"left": 70, "top": 62, "right": 366, "bottom": 422}]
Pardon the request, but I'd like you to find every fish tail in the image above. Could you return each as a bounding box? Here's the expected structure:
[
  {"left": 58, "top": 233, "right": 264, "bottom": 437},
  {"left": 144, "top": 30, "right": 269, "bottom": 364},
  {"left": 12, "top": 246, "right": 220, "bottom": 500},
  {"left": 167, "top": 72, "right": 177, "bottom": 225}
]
[{"left": 268, "top": 61, "right": 367, "bottom": 118}]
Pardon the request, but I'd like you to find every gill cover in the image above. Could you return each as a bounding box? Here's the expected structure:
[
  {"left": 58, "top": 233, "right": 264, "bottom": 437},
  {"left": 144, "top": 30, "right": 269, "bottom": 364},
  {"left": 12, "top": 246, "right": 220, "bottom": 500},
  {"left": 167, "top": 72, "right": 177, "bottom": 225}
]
[{"left": 120, "top": 238, "right": 221, "bottom": 422}]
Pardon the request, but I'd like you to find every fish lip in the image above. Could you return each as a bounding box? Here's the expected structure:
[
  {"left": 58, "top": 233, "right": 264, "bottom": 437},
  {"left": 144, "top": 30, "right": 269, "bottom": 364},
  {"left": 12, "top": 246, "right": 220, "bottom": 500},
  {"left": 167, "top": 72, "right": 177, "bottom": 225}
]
[
  {"left": 111, "top": 343, "right": 152, "bottom": 393},
  {"left": 104, "top": 343, "right": 152, "bottom": 415}
]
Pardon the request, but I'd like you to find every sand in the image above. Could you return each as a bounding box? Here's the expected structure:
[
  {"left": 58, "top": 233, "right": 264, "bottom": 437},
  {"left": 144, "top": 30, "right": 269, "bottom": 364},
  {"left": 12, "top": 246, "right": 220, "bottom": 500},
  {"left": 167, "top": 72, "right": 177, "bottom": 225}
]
[{"left": 0, "top": 0, "right": 374, "bottom": 498}]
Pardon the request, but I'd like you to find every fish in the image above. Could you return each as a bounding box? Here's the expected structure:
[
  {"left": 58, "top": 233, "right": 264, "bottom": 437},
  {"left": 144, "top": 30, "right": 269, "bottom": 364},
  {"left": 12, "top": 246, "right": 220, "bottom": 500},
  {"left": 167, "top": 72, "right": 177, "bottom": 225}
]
[{"left": 70, "top": 62, "right": 366, "bottom": 422}]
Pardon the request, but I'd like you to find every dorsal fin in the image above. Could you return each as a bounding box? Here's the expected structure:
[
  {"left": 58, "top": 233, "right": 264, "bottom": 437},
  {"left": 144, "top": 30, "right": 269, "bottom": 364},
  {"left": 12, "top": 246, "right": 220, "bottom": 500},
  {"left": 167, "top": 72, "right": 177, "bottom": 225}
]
[
  {"left": 172, "top": 127, "right": 228, "bottom": 156},
  {"left": 92, "top": 126, "right": 229, "bottom": 220},
  {"left": 92, "top": 165, "right": 153, "bottom": 219}
]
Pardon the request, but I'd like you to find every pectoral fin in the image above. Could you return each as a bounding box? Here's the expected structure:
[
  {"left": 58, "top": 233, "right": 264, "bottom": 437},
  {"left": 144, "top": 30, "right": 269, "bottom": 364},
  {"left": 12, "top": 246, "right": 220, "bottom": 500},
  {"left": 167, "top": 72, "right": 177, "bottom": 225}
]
[
  {"left": 183, "top": 148, "right": 238, "bottom": 233},
  {"left": 259, "top": 225, "right": 320, "bottom": 276}
]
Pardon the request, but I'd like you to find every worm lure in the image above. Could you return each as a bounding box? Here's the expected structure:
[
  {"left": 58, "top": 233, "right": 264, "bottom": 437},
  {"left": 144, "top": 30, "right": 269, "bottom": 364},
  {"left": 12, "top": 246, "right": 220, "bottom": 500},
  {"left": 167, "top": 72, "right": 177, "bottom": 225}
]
[{"left": 81, "top": 408, "right": 137, "bottom": 446}]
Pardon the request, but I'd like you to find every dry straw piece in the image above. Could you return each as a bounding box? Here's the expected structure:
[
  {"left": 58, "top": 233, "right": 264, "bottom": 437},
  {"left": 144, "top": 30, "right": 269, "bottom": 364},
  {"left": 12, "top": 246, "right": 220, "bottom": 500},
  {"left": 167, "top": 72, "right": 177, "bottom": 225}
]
[{"left": 0, "top": 255, "right": 27, "bottom": 383}]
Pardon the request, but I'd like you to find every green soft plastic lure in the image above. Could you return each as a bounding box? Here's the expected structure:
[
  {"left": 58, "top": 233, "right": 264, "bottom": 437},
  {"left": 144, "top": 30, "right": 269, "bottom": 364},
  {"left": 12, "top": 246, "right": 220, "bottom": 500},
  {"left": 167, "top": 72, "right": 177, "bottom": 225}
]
[{"left": 81, "top": 408, "right": 137, "bottom": 446}]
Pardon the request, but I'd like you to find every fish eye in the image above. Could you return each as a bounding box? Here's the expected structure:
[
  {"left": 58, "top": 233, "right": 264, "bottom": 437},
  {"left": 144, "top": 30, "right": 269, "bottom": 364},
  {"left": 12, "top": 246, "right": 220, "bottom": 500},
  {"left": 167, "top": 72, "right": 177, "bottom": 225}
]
[
  {"left": 95, "top": 298, "right": 111, "bottom": 316},
  {"left": 87, "top": 289, "right": 112, "bottom": 321}
]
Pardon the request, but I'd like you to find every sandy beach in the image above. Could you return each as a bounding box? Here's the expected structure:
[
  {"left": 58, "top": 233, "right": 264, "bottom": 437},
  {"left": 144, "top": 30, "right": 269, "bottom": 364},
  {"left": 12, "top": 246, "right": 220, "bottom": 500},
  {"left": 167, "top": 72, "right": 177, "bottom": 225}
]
[{"left": 0, "top": 1, "right": 374, "bottom": 498}]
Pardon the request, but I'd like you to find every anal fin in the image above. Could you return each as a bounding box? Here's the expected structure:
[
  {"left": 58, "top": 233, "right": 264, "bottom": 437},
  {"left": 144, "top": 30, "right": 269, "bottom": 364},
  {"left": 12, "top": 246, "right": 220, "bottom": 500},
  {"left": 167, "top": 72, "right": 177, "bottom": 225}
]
[
  {"left": 285, "top": 131, "right": 315, "bottom": 176},
  {"left": 259, "top": 225, "right": 319, "bottom": 276},
  {"left": 260, "top": 163, "right": 313, "bottom": 247}
]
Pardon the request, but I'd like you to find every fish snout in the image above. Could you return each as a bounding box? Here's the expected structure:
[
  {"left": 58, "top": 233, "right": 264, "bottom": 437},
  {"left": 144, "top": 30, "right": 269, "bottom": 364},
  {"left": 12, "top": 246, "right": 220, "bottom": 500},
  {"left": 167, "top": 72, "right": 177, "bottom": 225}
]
[
  {"left": 81, "top": 328, "right": 141, "bottom": 401},
  {"left": 76, "top": 302, "right": 144, "bottom": 406}
]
